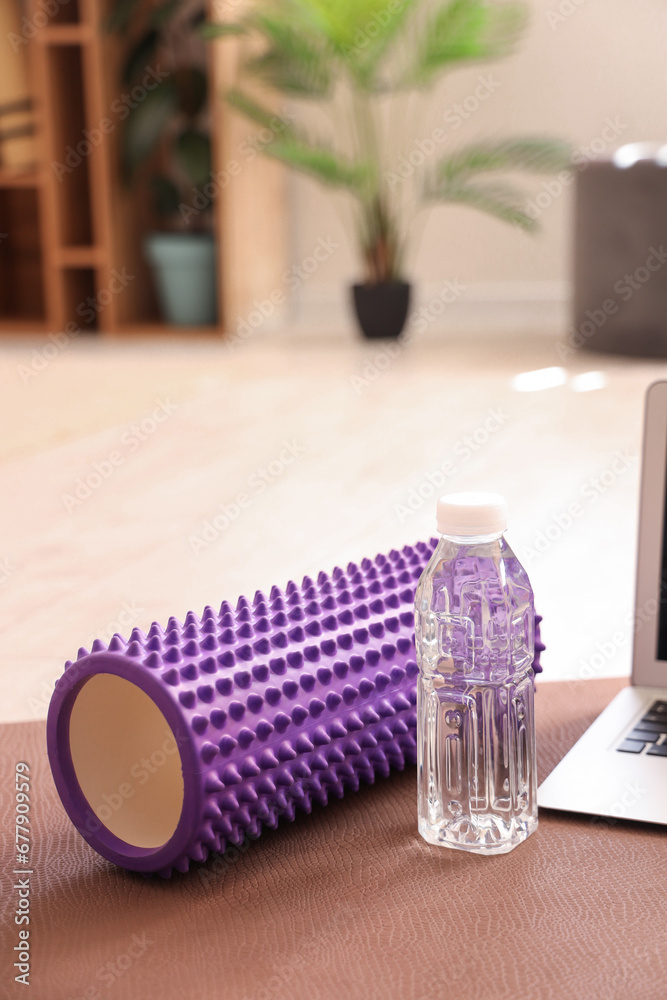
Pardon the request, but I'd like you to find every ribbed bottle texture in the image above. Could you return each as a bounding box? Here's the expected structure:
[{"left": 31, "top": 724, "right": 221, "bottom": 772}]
[{"left": 416, "top": 525, "right": 539, "bottom": 855}]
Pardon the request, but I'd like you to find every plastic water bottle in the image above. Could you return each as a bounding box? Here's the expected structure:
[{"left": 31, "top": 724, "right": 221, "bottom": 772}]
[{"left": 415, "top": 492, "right": 538, "bottom": 854}]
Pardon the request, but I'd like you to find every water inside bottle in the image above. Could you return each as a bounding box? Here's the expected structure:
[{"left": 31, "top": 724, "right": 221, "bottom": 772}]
[{"left": 416, "top": 538, "right": 538, "bottom": 855}]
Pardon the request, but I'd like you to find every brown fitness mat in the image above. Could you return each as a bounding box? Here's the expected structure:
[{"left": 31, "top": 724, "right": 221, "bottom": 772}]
[{"left": 1, "top": 677, "right": 666, "bottom": 1000}]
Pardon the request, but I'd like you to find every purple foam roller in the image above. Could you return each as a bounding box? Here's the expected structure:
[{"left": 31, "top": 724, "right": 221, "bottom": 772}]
[{"left": 47, "top": 538, "right": 544, "bottom": 876}]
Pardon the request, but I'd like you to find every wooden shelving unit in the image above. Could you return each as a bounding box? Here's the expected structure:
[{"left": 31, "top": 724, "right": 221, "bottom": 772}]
[
  {"left": 0, "top": 0, "right": 286, "bottom": 337},
  {"left": 0, "top": 0, "right": 118, "bottom": 334}
]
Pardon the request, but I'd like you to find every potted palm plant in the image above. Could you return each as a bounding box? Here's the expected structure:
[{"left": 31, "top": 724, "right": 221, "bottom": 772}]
[
  {"left": 109, "top": 0, "right": 217, "bottom": 326},
  {"left": 206, "top": 0, "right": 569, "bottom": 338}
]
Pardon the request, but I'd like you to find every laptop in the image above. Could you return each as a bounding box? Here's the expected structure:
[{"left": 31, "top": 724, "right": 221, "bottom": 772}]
[{"left": 538, "top": 379, "right": 667, "bottom": 824}]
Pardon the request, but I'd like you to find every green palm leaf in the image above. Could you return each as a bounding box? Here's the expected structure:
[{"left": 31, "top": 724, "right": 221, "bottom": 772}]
[
  {"left": 266, "top": 137, "right": 370, "bottom": 190},
  {"left": 406, "top": 0, "right": 527, "bottom": 87},
  {"left": 227, "top": 88, "right": 369, "bottom": 192},
  {"left": 199, "top": 21, "right": 248, "bottom": 38},
  {"left": 425, "top": 136, "right": 571, "bottom": 228},
  {"left": 425, "top": 178, "right": 536, "bottom": 229},
  {"left": 299, "top": 0, "right": 404, "bottom": 52},
  {"left": 348, "top": 0, "right": 419, "bottom": 91},
  {"left": 226, "top": 89, "right": 288, "bottom": 130},
  {"left": 437, "top": 137, "right": 572, "bottom": 182},
  {"left": 302, "top": 0, "right": 417, "bottom": 86},
  {"left": 245, "top": 14, "right": 333, "bottom": 97}
]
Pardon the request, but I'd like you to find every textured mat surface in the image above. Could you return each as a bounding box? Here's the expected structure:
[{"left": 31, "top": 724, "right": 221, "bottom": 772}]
[{"left": 2, "top": 677, "right": 666, "bottom": 1000}]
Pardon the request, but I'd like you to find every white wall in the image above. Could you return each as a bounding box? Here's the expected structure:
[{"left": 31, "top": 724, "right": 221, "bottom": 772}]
[{"left": 286, "top": 0, "right": 667, "bottom": 333}]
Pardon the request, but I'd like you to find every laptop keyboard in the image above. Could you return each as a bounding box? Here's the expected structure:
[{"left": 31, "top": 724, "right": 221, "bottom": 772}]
[{"left": 617, "top": 700, "right": 667, "bottom": 756}]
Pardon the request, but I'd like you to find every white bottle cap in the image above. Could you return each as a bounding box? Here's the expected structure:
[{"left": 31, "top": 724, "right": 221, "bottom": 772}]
[{"left": 436, "top": 492, "right": 508, "bottom": 537}]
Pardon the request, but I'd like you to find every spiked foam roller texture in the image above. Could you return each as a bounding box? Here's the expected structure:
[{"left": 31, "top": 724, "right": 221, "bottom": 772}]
[{"left": 47, "top": 538, "right": 544, "bottom": 876}]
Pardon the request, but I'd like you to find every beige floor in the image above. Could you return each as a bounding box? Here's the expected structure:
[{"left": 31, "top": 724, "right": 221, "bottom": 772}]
[{"left": 2, "top": 328, "right": 666, "bottom": 723}]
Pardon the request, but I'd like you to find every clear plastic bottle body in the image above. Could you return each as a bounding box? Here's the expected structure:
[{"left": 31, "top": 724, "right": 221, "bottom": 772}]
[{"left": 415, "top": 531, "right": 538, "bottom": 854}]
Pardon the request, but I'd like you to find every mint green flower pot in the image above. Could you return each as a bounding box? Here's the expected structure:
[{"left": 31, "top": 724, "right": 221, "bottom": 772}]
[{"left": 144, "top": 232, "right": 218, "bottom": 326}]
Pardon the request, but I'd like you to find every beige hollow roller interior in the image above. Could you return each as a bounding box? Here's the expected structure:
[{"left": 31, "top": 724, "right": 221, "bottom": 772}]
[{"left": 68, "top": 674, "right": 185, "bottom": 849}]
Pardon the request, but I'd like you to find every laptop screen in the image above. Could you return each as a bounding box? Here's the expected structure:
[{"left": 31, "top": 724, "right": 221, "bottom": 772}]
[{"left": 657, "top": 456, "right": 667, "bottom": 660}]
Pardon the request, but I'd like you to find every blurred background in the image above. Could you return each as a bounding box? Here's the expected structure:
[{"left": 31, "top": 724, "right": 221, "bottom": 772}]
[{"left": 2, "top": 0, "right": 667, "bottom": 721}]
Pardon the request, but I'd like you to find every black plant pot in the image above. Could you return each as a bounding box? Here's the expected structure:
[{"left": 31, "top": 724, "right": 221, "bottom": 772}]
[{"left": 351, "top": 281, "right": 411, "bottom": 339}]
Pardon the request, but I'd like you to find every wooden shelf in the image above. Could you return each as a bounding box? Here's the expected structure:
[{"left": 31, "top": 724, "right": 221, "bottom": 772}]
[
  {"left": 0, "top": 168, "right": 41, "bottom": 189},
  {"left": 39, "top": 25, "right": 92, "bottom": 44},
  {"left": 0, "top": 186, "right": 46, "bottom": 324},
  {"left": 0, "top": 318, "right": 50, "bottom": 333},
  {"left": 55, "top": 246, "right": 107, "bottom": 267},
  {"left": 113, "top": 322, "right": 225, "bottom": 338},
  {"left": 0, "top": 0, "right": 286, "bottom": 337}
]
